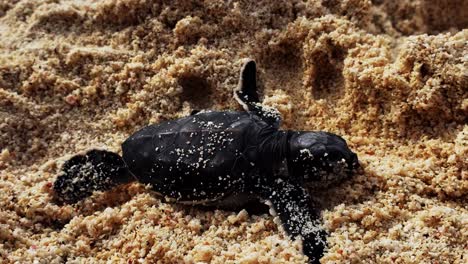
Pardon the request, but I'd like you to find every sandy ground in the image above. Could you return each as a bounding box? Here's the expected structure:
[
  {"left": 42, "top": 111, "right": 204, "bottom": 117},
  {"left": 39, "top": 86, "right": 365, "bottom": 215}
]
[{"left": 0, "top": 0, "right": 467, "bottom": 263}]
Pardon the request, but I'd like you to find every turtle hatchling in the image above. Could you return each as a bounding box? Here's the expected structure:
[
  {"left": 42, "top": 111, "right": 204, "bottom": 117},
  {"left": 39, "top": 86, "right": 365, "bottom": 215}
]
[{"left": 53, "top": 59, "right": 360, "bottom": 264}]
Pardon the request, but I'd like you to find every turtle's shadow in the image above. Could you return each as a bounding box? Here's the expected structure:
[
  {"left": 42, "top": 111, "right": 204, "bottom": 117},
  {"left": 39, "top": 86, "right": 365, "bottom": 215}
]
[
  {"left": 312, "top": 169, "right": 382, "bottom": 212},
  {"left": 51, "top": 168, "right": 378, "bottom": 233},
  {"left": 192, "top": 199, "right": 271, "bottom": 216},
  {"left": 192, "top": 170, "right": 380, "bottom": 217}
]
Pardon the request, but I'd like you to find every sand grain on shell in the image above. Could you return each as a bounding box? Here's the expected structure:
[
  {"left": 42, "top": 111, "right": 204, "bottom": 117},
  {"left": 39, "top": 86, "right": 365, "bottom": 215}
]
[{"left": 0, "top": 0, "right": 467, "bottom": 263}]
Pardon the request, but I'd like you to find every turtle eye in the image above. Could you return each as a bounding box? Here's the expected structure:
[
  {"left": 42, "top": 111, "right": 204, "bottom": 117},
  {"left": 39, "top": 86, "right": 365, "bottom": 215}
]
[{"left": 349, "top": 153, "right": 360, "bottom": 171}]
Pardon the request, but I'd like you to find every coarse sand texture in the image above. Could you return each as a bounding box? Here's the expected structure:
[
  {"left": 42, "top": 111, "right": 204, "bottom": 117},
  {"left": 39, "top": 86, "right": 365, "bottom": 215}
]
[{"left": 0, "top": 0, "right": 467, "bottom": 263}]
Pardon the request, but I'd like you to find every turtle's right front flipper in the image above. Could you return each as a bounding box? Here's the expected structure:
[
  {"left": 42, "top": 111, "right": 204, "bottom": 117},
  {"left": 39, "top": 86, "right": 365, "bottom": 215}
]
[{"left": 256, "top": 178, "right": 327, "bottom": 264}]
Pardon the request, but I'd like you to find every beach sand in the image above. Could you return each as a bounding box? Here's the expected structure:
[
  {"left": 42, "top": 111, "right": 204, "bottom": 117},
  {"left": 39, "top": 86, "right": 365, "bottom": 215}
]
[{"left": 0, "top": 0, "right": 467, "bottom": 263}]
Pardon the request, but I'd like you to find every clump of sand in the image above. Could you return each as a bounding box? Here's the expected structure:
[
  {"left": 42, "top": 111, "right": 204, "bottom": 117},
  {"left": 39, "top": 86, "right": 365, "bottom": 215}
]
[{"left": 0, "top": 0, "right": 466, "bottom": 263}]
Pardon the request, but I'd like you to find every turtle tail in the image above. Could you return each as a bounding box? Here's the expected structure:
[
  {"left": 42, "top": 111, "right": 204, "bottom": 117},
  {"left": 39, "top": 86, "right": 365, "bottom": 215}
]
[{"left": 53, "top": 149, "right": 135, "bottom": 204}]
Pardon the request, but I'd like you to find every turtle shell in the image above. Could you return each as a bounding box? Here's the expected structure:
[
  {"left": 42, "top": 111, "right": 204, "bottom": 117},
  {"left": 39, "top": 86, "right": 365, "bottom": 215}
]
[{"left": 121, "top": 111, "right": 271, "bottom": 202}]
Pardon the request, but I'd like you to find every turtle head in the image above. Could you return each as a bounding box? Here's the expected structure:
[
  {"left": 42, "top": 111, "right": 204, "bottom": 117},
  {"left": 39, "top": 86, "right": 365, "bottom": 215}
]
[{"left": 287, "top": 131, "right": 359, "bottom": 187}]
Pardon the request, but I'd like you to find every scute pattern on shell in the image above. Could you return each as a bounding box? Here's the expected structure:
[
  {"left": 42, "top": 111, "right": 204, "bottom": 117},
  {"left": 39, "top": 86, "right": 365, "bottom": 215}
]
[{"left": 122, "top": 111, "right": 258, "bottom": 202}]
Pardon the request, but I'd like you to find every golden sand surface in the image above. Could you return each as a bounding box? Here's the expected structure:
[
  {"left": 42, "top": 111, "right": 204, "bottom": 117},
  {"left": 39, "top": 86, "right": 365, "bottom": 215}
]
[{"left": 0, "top": 0, "right": 467, "bottom": 263}]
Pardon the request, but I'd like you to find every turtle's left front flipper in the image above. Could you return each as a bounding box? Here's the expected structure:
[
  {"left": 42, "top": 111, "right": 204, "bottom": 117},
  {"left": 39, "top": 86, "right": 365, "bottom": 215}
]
[
  {"left": 234, "top": 59, "right": 281, "bottom": 128},
  {"left": 256, "top": 178, "right": 327, "bottom": 264}
]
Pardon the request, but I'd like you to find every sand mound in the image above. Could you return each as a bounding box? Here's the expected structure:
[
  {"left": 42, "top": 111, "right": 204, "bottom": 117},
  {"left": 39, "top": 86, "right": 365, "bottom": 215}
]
[{"left": 0, "top": 0, "right": 466, "bottom": 263}]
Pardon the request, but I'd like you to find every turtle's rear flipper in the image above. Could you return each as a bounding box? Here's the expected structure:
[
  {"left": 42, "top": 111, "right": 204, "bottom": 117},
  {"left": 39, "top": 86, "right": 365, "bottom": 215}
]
[
  {"left": 256, "top": 178, "right": 327, "bottom": 264},
  {"left": 234, "top": 59, "right": 281, "bottom": 128},
  {"left": 53, "top": 149, "right": 135, "bottom": 204}
]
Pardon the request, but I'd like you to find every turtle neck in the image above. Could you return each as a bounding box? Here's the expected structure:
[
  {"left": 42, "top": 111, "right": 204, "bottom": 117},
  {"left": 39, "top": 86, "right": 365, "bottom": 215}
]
[{"left": 257, "top": 129, "right": 290, "bottom": 169}]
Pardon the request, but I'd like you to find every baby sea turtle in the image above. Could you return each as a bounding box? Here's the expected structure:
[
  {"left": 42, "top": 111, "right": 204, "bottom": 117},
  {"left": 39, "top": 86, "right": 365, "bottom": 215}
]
[{"left": 53, "top": 59, "right": 359, "bottom": 264}]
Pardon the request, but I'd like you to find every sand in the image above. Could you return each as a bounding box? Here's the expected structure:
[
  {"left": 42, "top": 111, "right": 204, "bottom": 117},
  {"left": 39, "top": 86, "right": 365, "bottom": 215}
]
[{"left": 0, "top": 0, "right": 467, "bottom": 263}]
